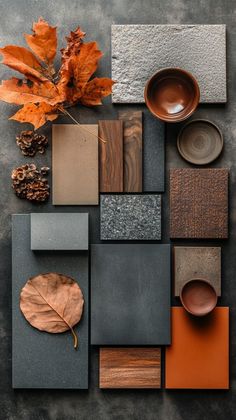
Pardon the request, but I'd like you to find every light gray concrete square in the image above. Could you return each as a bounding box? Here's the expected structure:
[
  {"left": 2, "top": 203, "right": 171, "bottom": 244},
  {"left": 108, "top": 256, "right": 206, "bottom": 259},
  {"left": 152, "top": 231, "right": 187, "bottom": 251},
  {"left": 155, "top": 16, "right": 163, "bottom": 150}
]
[
  {"left": 100, "top": 194, "right": 161, "bottom": 240},
  {"left": 112, "top": 24, "right": 226, "bottom": 103},
  {"left": 30, "top": 213, "right": 89, "bottom": 250}
]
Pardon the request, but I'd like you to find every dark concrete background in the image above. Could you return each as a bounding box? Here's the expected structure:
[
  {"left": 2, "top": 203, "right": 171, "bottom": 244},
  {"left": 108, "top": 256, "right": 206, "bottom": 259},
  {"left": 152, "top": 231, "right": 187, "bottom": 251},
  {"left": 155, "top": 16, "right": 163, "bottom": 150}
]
[{"left": 0, "top": 0, "right": 235, "bottom": 418}]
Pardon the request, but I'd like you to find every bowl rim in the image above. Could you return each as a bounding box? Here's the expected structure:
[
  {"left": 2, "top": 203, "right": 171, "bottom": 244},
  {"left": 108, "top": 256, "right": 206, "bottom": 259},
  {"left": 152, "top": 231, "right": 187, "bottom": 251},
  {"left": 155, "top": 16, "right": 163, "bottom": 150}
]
[
  {"left": 144, "top": 67, "right": 200, "bottom": 122},
  {"left": 177, "top": 119, "right": 224, "bottom": 165},
  {"left": 180, "top": 278, "right": 218, "bottom": 317}
]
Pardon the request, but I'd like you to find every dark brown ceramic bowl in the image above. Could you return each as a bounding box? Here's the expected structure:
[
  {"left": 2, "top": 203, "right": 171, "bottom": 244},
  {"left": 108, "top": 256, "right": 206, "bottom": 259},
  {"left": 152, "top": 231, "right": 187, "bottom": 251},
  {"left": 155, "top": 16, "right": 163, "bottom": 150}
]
[
  {"left": 144, "top": 68, "right": 200, "bottom": 122},
  {"left": 180, "top": 279, "right": 217, "bottom": 317}
]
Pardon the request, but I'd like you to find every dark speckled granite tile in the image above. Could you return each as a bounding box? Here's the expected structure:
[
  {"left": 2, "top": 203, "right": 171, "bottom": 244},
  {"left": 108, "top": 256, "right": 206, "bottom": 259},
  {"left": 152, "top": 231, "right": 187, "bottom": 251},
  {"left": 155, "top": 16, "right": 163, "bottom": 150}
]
[{"left": 100, "top": 194, "right": 161, "bottom": 240}]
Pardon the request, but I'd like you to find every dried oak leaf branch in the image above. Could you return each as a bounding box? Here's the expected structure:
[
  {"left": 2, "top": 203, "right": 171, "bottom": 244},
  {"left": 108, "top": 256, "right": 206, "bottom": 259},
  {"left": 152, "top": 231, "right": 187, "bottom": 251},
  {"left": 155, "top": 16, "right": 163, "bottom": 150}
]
[{"left": 0, "top": 18, "right": 115, "bottom": 130}]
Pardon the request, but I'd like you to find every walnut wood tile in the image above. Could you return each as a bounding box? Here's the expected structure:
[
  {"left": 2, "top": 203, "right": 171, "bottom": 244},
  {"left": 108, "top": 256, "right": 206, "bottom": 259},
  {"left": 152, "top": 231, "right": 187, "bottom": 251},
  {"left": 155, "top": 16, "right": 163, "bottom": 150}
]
[
  {"left": 118, "top": 111, "right": 142, "bottom": 192},
  {"left": 174, "top": 247, "right": 221, "bottom": 296},
  {"left": 170, "top": 168, "right": 229, "bottom": 239},
  {"left": 99, "top": 120, "right": 123, "bottom": 192},
  {"left": 52, "top": 124, "right": 98, "bottom": 205},
  {"left": 165, "top": 307, "right": 229, "bottom": 389},
  {"left": 100, "top": 348, "right": 161, "bottom": 389}
]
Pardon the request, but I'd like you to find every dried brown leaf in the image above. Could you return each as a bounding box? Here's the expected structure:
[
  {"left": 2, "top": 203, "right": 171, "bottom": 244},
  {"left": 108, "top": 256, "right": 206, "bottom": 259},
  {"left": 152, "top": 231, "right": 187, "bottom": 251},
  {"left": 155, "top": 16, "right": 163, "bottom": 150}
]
[{"left": 20, "top": 273, "right": 84, "bottom": 349}]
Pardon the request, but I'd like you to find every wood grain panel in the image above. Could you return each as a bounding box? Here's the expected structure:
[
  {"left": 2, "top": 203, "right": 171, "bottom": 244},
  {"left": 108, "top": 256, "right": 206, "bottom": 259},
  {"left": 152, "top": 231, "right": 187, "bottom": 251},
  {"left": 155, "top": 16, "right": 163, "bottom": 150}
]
[
  {"left": 119, "top": 111, "right": 142, "bottom": 192},
  {"left": 170, "top": 168, "right": 229, "bottom": 238},
  {"left": 99, "top": 120, "right": 123, "bottom": 192},
  {"left": 100, "top": 347, "right": 161, "bottom": 389}
]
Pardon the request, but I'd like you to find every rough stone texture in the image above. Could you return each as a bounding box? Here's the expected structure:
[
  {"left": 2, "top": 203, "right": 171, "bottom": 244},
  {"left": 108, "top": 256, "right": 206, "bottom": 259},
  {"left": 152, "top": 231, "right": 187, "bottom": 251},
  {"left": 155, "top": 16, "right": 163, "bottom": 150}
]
[
  {"left": 174, "top": 247, "right": 221, "bottom": 296},
  {"left": 91, "top": 244, "right": 171, "bottom": 345},
  {"left": 31, "top": 213, "right": 89, "bottom": 250},
  {"left": 100, "top": 194, "right": 161, "bottom": 240},
  {"left": 112, "top": 24, "right": 226, "bottom": 103},
  {"left": 143, "top": 109, "right": 165, "bottom": 192},
  {"left": 0, "top": 0, "right": 235, "bottom": 418},
  {"left": 170, "top": 168, "right": 229, "bottom": 238},
  {"left": 12, "top": 215, "right": 89, "bottom": 389}
]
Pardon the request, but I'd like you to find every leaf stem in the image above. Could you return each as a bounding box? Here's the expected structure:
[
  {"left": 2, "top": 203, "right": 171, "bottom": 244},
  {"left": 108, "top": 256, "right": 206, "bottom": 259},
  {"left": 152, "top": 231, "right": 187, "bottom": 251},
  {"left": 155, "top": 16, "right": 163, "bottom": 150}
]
[
  {"left": 58, "top": 106, "right": 106, "bottom": 143},
  {"left": 71, "top": 327, "right": 78, "bottom": 349}
]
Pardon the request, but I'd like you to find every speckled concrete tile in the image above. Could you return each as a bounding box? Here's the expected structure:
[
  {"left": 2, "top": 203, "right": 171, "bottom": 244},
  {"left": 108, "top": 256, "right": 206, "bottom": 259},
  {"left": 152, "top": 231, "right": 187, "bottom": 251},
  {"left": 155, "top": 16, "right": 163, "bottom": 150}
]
[
  {"left": 112, "top": 24, "right": 226, "bottom": 103},
  {"left": 100, "top": 194, "right": 161, "bottom": 240}
]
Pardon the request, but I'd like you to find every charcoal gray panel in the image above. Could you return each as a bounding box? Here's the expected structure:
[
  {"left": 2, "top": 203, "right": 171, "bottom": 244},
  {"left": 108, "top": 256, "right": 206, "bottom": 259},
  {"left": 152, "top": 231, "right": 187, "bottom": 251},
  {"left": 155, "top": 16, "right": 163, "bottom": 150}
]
[
  {"left": 91, "top": 244, "right": 171, "bottom": 345},
  {"left": 100, "top": 194, "right": 161, "bottom": 240},
  {"left": 12, "top": 215, "right": 89, "bottom": 389},
  {"left": 30, "top": 213, "right": 89, "bottom": 250},
  {"left": 143, "top": 110, "right": 165, "bottom": 192}
]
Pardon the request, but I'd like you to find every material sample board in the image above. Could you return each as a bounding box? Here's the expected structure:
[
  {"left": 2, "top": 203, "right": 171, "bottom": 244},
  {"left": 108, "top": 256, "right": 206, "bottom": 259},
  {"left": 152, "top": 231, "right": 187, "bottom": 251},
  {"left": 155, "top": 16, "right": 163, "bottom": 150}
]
[
  {"left": 99, "top": 120, "right": 123, "bottom": 192},
  {"left": 91, "top": 244, "right": 171, "bottom": 345},
  {"left": 100, "top": 194, "right": 161, "bottom": 240},
  {"left": 99, "top": 347, "right": 161, "bottom": 389},
  {"left": 52, "top": 124, "right": 98, "bottom": 205},
  {"left": 118, "top": 110, "right": 142, "bottom": 192},
  {"left": 170, "top": 168, "right": 229, "bottom": 239},
  {"left": 30, "top": 213, "right": 89, "bottom": 250},
  {"left": 165, "top": 307, "right": 229, "bottom": 389},
  {"left": 174, "top": 247, "right": 221, "bottom": 296},
  {"left": 12, "top": 215, "right": 89, "bottom": 389},
  {"left": 112, "top": 25, "right": 226, "bottom": 103},
  {"left": 143, "top": 110, "right": 165, "bottom": 192}
]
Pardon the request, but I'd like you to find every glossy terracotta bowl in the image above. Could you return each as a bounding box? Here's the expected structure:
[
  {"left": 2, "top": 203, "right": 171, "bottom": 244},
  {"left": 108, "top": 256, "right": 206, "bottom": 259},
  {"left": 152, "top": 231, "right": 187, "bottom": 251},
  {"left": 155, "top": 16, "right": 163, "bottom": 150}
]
[
  {"left": 180, "top": 279, "right": 217, "bottom": 317},
  {"left": 144, "top": 68, "right": 200, "bottom": 122}
]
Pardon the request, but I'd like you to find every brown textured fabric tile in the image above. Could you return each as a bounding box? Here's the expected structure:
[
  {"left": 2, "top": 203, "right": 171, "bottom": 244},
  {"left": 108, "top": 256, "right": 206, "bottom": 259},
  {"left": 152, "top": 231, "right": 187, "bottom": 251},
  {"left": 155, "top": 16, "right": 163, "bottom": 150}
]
[{"left": 170, "top": 168, "right": 228, "bottom": 239}]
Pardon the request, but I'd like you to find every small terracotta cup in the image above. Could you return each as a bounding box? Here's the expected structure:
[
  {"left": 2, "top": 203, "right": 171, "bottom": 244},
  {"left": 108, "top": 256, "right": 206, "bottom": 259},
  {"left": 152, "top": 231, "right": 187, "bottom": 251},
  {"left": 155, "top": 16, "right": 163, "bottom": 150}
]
[
  {"left": 180, "top": 279, "right": 217, "bottom": 317},
  {"left": 144, "top": 68, "right": 200, "bottom": 122}
]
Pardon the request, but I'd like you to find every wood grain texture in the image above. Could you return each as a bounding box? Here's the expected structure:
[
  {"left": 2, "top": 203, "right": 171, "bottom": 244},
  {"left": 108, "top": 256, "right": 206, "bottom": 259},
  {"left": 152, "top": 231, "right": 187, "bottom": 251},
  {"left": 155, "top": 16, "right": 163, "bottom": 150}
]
[
  {"left": 170, "top": 168, "right": 229, "bottom": 238},
  {"left": 99, "top": 120, "right": 123, "bottom": 192},
  {"left": 118, "top": 111, "right": 142, "bottom": 192},
  {"left": 174, "top": 247, "right": 221, "bottom": 296},
  {"left": 99, "top": 348, "right": 161, "bottom": 389}
]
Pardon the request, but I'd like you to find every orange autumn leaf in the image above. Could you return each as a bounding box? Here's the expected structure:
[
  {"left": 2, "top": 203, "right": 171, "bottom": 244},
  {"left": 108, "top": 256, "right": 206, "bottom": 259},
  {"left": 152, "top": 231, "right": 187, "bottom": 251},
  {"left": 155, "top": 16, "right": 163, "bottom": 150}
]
[
  {"left": 10, "top": 102, "right": 59, "bottom": 129},
  {"left": 0, "top": 77, "right": 63, "bottom": 105},
  {"left": 25, "top": 18, "right": 57, "bottom": 72},
  {"left": 80, "top": 78, "right": 115, "bottom": 106},
  {"left": 0, "top": 45, "right": 47, "bottom": 81}
]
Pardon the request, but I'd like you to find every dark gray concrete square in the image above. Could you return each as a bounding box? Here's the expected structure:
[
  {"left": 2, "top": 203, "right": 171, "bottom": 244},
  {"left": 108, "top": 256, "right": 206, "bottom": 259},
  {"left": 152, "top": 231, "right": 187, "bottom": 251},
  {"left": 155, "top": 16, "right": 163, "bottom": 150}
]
[
  {"left": 91, "top": 244, "right": 171, "bottom": 345},
  {"left": 12, "top": 215, "right": 89, "bottom": 389}
]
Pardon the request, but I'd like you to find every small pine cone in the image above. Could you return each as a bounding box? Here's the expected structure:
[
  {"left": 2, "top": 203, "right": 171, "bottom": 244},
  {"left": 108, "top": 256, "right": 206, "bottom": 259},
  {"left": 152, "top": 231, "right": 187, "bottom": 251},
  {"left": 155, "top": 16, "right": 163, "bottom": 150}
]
[
  {"left": 11, "top": 164, "right": 50, "bottom": 202},
  {"left": 16, "top": 130, "right": 48, "bottom": 157}
]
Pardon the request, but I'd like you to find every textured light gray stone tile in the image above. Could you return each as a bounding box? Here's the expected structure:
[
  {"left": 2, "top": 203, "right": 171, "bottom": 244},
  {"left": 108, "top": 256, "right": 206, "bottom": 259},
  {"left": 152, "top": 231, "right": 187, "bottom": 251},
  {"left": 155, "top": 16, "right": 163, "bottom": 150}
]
[
  {"left": 112, "top": 25, "right": 226, "bottom": 103},
  {"left": 91, "top": 244, "right": 171, "bottom": 345},
  {"left": 30, "top": 213, "right": 89, "bottom": 250},
  {"left": 12, "top": 215, "right": 89, "bottom": 389},
  {"left": 100, "top": 194, "right": 161, "bottom": 240}
]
